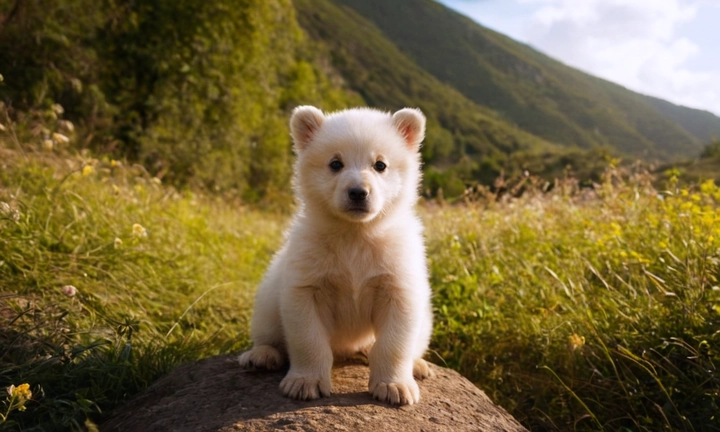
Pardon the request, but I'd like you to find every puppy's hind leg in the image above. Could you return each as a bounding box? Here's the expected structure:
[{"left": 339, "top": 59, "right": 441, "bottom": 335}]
[
  {"left": 238, "top": 275, "right": 286, "bottom": 370},
  {"left": 413, "top": 359, "right": 434, "bottom": 380},
  {"left": 238, "top": 345, "right": 284, "bottom": 370},
  {"left": 412, "top": 303, "right": 435, "bottom": 380}
]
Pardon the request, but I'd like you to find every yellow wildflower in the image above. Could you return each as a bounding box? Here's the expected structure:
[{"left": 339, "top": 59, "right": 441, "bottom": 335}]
[
  {"left": 630, "top": 251, "right": 649, "bottom": 263},
  {"left": 568, "top": 333, "right": 585, "bottom": 351},
  {"left": 82, "top": 165, "right": 94, "bottom": 176},
  {"left": 114, "top": 237, "right": 123, "bottom": 248},
  {"left": 700, "top": 179, "right": 717, "bottom": 195},
  {"left": 7, "top": 383, "right": 32, "bottom": 412},
  {"left": 132, "top": 224, "right": 147, "bottom": 238}
]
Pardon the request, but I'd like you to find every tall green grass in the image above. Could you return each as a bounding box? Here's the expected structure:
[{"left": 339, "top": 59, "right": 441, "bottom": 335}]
[
  {"left": 0, "top": 146, "right": 284, "bottom": 429},
  {"left": 1, "top": 138, "right": 718, "bottom": 430},
  {"left": 427, "top": 170, "right": 720, "bottom": 430}
]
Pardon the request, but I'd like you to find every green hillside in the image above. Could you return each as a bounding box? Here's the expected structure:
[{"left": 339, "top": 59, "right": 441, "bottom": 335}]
[
  {"left": 331, "top": 0, "right": 707, "bottom": 160},
  {"left": 642, "top": 95, "right": 720, "bottom": 143}
]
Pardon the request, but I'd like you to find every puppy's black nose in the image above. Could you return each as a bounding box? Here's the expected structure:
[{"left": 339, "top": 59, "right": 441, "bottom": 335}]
[{"left": 348, "top": 187, "right": 368, "bottom": 202}]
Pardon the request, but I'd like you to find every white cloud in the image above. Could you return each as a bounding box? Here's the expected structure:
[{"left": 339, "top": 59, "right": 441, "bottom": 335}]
[{"left": 520, "top": 0, "right": 720, "bottom": 114}]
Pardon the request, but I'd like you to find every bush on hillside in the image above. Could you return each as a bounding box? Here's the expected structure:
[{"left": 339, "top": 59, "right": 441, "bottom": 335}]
[{"left": 701, "top": 140, "right": 720, "bottom": 159}]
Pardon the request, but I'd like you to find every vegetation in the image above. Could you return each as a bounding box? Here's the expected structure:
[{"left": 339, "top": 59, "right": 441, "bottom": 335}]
[
  {"left": 429, "top": 168, "right": 720, "bottom": 430},
  {"left": 702, "top": 140, "right": 720, "bottom": 160},
  {"left": 0, "top": 131, "right": 283, "bottom": 430},
  {"left": 644, "top": 96, "right": 720, "bottom": 144},
  {"left": 655, "top": 140, "right": 720, "bottom": 187},
  {"left": 2, "top": 112, "right": 719, "bottom": 430},
  {"left": 0, "top": 0, "right": 360, "bottom": 201}
]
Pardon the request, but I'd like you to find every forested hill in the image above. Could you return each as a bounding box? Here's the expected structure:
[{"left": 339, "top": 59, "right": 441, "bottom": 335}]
[
  {"left": 326, "top": 0, "right": 713, "bottom": 159},
  {"left": 1, "top": 0, "right": 718, "bottom": 200},
  {"left": 641, "top": 95, "right": 720, "bottom": 143}
]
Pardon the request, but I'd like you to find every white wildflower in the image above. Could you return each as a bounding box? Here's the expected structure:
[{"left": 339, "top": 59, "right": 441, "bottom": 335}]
[
  {"left": 51, "top": 104, "right": 64, "bottom": 115},
  {"left": 52, "top": 132, "right": 70, "bottom": 145},
  {"left": 58, "top": 119, "right": 74, "bottom": 133},
  {"left": 61, "top": 285, "right": 78, "bottom": 297}
]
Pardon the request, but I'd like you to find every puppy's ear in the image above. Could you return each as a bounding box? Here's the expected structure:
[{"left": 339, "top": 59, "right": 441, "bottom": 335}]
[
  {"left": 392, "top": 108, "right": 426, "bottom": 151},
  {"left": 290, "top": 106, "right": 325, "bottom": 151}
]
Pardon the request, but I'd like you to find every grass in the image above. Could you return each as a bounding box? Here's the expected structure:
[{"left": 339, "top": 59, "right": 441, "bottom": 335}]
[
  {"left": 1, "top": 136, "right": 719, "bottom": 430},
  {"left": 0, "top": 143, "right": 284, "bottom": 430},
  {"left": 427, "top": 169, "right": 720, "bottom": 430}
]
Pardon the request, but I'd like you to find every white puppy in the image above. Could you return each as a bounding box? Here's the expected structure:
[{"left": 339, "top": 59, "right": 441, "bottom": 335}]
[{"left": 238, "top": 106, "right": 433, "bottom": 406}]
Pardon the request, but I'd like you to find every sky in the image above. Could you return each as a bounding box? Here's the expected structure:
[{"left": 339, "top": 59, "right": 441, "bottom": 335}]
[{"left": 437, "top": 0, "right": 720, "bottom": 116}]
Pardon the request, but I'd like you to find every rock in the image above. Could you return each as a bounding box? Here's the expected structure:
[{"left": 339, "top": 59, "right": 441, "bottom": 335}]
[{"left": 102, "top": 355, "right": 526, "bottom": 432}]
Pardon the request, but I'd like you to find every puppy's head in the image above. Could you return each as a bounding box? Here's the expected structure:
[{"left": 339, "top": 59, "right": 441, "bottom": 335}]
[{"left": 290, "top": 106, "right": 425, "bottom": 223}]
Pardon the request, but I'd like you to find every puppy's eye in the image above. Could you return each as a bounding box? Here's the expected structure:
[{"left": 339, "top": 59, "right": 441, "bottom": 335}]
[
  {"left": 329, "top": 160, "right": 344, "bottom": 172},
  {"left": 373, "top": 161, "right": 387, "bottom": 172}
]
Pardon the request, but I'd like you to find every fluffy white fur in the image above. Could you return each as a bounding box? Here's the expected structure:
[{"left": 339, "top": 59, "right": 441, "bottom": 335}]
[{"left": 238, "top": 106, "right": 434, "bottom": 406}]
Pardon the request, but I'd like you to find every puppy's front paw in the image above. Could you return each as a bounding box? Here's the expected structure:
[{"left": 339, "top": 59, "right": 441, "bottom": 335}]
[
  {"left": 238, "top": 345, "right": 284, "bottom": 370},
  {"left": 280, "top": 372, "right": 332, "bottom": 400},
  {"left": 370, "top": 379, "right": 420, "bottom": 405}
]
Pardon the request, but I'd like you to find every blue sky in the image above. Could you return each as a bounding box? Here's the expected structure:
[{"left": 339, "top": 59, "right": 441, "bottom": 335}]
[{"left": 437, "top": 0, "right": 720, "bottom": 116}]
